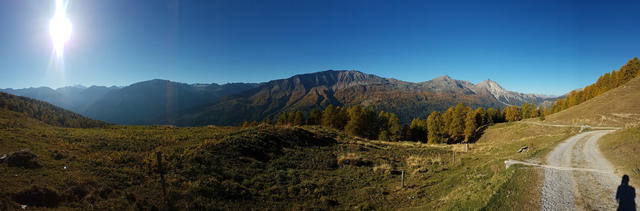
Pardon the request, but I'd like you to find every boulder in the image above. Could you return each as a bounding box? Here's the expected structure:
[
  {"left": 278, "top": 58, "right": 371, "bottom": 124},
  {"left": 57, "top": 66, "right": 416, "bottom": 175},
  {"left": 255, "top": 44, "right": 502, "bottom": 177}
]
[
  {"left": 517, "top": 146, "right": 529, "bottom": 153},
  {"left": 0, "top": 154, "right": 7, "bottom": 163},
  {"left": 7, "top": 149, "right": 41, "bottom": 169}
]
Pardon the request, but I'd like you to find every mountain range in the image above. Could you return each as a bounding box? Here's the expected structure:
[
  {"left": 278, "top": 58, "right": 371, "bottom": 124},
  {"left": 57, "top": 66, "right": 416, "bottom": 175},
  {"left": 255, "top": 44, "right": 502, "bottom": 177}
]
[{"left": 1, "top": 70, "right": 555, "bottom": 125}]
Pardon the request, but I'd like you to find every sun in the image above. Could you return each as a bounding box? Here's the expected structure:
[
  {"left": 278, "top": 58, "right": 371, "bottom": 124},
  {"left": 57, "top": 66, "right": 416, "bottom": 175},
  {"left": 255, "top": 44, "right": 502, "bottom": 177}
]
[{"left": 50, "top": 0, "right": 71, "bottom": 57}]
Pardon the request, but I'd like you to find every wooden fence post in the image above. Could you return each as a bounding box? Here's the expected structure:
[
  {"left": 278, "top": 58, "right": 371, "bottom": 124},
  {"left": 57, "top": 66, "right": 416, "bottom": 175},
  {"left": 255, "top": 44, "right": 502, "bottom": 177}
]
[
  {"left": 452, "top": 151, "right": 455, "bottom": 165},
  {"left": 401, "top": 170, "right": 405, "bottom": 188}
]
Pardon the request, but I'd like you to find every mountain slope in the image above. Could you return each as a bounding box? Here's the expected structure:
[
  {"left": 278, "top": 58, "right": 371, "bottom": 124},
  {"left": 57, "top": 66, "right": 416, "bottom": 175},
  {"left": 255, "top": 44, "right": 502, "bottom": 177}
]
[
  {"left": 2, "top": 80, "right": 260, "bottom": 125},
  {"left": 0, "top": 86, "right": 118, "bottom": 114},
  {"left": 2, "top": 71, "right": 551, "bottom": 126},
  {"left": 55, "top": 85, "right": 118, "bottom": 113},
  {"left": 83, "top": 80, "right": 259, "bottom": 125},
  {"left": 544, "top": 76, "right": 640, "bottom": 127},
  {"left": 176, "top": 71, "right": 543, "bottom": 126},
  {"left": 0, "top": 92, "right": 107, "bottom": 128},
  {"left": 473, "top": 79, "right": 549, "bottom": 106}
]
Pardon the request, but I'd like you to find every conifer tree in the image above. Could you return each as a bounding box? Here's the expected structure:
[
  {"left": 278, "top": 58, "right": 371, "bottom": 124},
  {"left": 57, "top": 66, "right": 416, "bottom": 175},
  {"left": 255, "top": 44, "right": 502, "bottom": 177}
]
[
  {"left": 287, "top": 111, "right": 296, "bottom": 125},
  {"left": 409, "top": 117, "right": 427, "bottom": 142},
  {"left": 293, "top": 111, "right": 305, "bottom": 126},
  {"left": 321, "top": 105, "right": 336, "bottom": 127},
  {"left": 448, "top": 103, "right": 468, "bottom": 143},
  {"left": 400, "top": 124, "right": 410, "bottom": 141},
  {"left": 241, "top": 121, "right": 250, "bottom": 127},
  {"left": 261, "top": 116, "right": 272, "bottom": 125},
  {"left": 427, "top": 111, "right": 445, "bottom": 144},
  {"left": 276, "top": 112, "right": 288, "bottom": 125},
  {"left": 443, "top": 107, "right": 455, "bottom": 134},
  {"left": 474, "top": 107, "right": 487, "bottom": 126},
  {"left": 307, "top": 108, "right": 322, "bottom": 125},
  {"left": 521, "top": 102, "right": 531, "bottom": 119},
  {"left": 464, "top": 111, "right": 477, "bottom": 142},
  {"left": 387, "top": 113, "right": 401, "bottom": 141},
  {"left": 486, "top": 107, "right": 497, "bottom": 124},
  {"left": 345, "top": 105, "right": 379, "bottom": 139},
  {"left": 321, "top": 105, "right": 348, "bottom": 129},
  {"left": 504, "top": 106, "right": 521, "bottom": 122}
]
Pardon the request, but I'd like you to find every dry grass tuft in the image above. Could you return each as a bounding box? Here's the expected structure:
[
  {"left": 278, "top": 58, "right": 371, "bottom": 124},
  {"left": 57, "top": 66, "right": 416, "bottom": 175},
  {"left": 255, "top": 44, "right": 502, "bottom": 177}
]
[
  {"left": 337, "top": 153, "right": 372, "bottom": 167},
  {"left": 373, "top": 163, "right": 392, "bottom": 174},
  {"left": 406, "top": 155, "right": 437, "bottom": 174}
]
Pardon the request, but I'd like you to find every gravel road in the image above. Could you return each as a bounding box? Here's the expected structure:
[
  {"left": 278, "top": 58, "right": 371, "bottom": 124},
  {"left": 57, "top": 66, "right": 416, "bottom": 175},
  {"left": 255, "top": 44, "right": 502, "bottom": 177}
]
[{"left": 541, "top": 130, "right": 637, "bottom": 210}]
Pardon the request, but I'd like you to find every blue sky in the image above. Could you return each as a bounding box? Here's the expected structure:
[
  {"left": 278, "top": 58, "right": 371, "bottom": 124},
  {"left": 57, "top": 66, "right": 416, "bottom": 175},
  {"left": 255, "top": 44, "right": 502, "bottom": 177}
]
[{"left": 1, "top": 0, "right": 639, "bottom": 95}]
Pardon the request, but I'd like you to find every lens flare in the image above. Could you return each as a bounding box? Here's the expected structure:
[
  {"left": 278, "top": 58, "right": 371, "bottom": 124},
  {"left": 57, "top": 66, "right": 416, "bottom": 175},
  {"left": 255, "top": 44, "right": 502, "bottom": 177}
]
[{"left": 50, "top": 0, "right": 71, "bottom": 57}]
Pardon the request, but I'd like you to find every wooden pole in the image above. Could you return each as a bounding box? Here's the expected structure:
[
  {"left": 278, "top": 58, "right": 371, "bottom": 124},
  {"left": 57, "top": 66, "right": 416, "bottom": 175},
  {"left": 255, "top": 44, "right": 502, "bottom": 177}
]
[
  {"left": 401, "top": 170, "right": 405, "bottom": 188},
  {"left": 452, "top": 151, "right": 455, "bottom": 165}
]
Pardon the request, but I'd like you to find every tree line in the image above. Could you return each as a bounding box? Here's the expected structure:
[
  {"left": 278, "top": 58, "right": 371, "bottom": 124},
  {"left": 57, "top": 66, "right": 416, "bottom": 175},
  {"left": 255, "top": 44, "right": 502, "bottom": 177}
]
[
  {"left": 550, "top": 57, "right": 640, "bottom": 114},
  {"left": 241, "top": 101, "right": 545, "bottom": 144}
]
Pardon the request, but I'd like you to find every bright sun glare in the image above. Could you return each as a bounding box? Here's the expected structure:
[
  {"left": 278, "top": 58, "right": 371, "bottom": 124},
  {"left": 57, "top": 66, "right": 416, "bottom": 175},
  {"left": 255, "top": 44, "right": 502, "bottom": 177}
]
[{"left": 50, "top": 0, "right": 71, "bottom": 57}]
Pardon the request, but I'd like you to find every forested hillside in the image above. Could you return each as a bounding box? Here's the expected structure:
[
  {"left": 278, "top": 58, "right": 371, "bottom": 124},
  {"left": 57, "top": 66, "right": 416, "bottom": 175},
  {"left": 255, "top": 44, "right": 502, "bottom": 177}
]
[
  {"left": 0, "top": 92, "right": 107, "bottom": 128},
  {"left": 550, "top": 57, "right": 640, "bottom": 113}
]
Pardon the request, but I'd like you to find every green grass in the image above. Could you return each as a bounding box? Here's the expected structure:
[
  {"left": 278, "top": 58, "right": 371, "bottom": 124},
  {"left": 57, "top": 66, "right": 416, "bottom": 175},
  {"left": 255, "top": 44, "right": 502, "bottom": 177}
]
[
  {"left": 600, "top": 127, "right": 640, "bottom": 187},
  {"left": 0, "top": 109, "right": 578, "bottom": 210}
]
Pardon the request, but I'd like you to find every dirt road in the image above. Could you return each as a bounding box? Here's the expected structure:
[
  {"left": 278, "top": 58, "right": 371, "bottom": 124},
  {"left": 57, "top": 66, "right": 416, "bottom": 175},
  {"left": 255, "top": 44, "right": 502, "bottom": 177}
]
[{"left": 541, "top": 130, "right": 635, "bottom": 210}]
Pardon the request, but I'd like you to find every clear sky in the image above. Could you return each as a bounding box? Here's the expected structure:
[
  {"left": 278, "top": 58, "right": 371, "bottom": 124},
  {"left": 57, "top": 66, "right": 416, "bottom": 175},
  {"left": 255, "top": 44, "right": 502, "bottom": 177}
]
[{"left": 1, "top": 0, "right": 639, "bottom": 95}]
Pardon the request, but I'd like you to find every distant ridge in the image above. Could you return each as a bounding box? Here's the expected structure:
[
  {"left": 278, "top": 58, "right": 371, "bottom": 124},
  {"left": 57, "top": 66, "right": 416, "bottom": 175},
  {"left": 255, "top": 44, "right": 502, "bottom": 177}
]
[
  {"left": 2, "top": 70, "right": 553, "bottom": 126},
  {"left": 174, "top": 70, "right": 553, "bottom": 125},
  {"left": 474, "top": 79, "right": 549, "bottom": 106}
]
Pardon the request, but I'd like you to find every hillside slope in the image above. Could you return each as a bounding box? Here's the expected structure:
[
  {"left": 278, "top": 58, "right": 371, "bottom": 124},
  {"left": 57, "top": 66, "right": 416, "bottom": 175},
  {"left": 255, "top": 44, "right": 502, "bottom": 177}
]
[
  {"left": 544, "top": 76, "right": 640, "bottom": 127},
  {"left": 0, "top": 86, "right": 117, "bottom": 114},
  {"left": 0, "top": 92, "right": 107, "bottom": 128}
]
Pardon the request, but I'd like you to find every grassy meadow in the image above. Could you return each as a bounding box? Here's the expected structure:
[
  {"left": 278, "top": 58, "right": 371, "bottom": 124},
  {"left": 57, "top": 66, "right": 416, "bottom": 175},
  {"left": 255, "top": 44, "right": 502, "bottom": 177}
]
[{"left": 0, "top": 108, "right": 579, "bottom": 210}]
